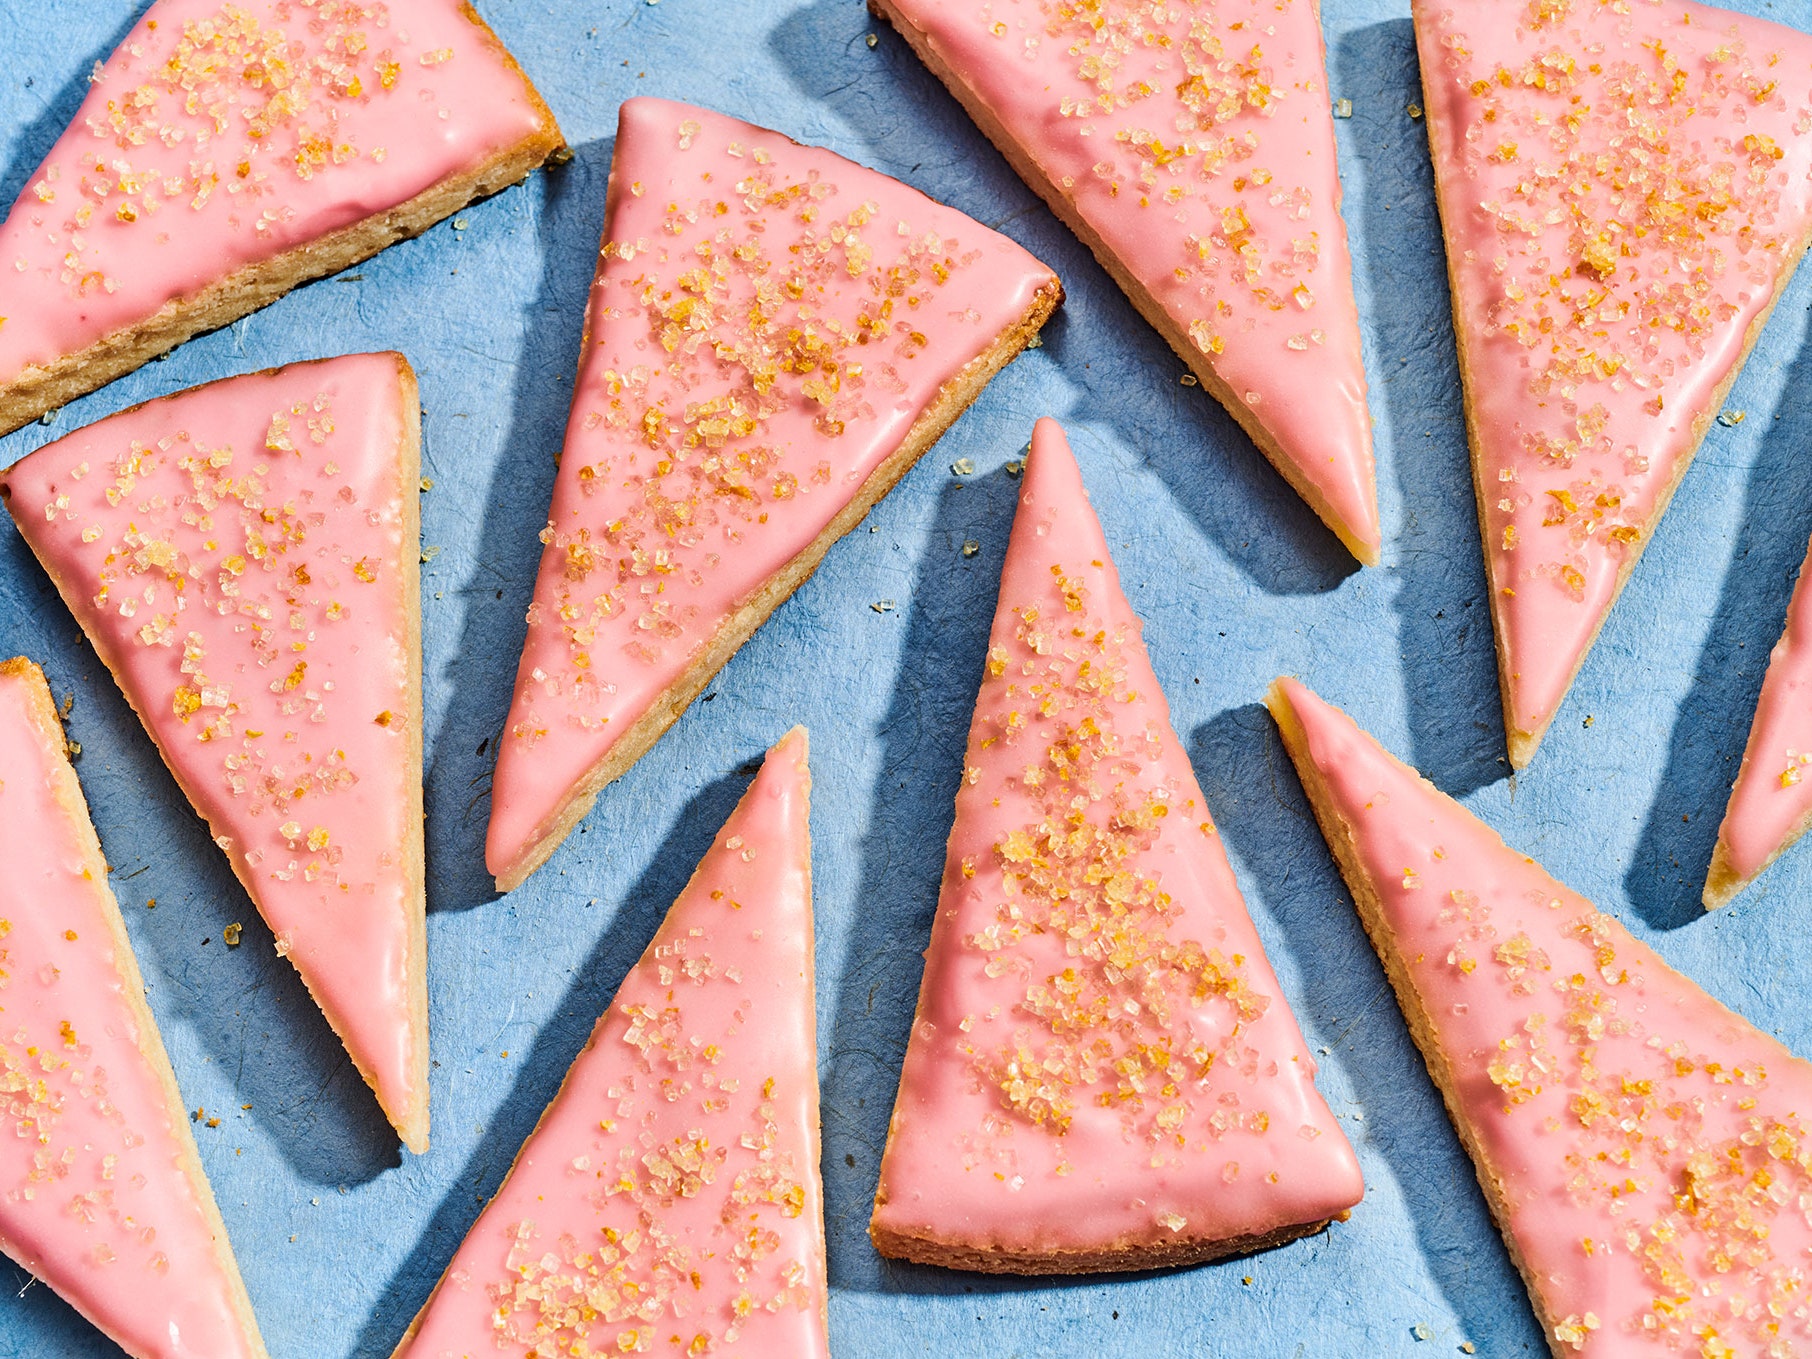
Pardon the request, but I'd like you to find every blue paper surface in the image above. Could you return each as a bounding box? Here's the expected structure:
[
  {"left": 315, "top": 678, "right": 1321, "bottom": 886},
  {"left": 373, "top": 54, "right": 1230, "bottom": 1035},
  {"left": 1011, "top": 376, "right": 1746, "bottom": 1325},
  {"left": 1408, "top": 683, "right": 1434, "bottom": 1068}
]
[{"left": 6, "top": 0, "right": 1812, "bottom": 1354}]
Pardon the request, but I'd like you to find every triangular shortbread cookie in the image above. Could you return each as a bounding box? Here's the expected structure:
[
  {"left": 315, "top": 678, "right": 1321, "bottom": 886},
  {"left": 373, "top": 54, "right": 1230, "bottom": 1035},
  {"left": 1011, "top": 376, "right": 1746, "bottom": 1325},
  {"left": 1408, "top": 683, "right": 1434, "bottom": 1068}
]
[
  {"left": 1707, "top": 533, "right": 1812, "bottom": 907},
  {"left": 1414, "top": 0, "right": 1812, "bottom": 766},
  {"left": 1271, "top": 674, "right": 1812, "bottom": 1354},
  {"left": 393, "top": 728, "right": 826, "bottom": 1359},
  {"left": 0, "top": 656, "right": 266, "bottom": 1359},
  {"left": 484, "top": 97, "right": 1062, "bottom": 891},
  {"left": 1, "top": 354, "right": 430, "bottom": 1151},
  {"left": 870, "top": 419, "right": 1362, "bottom": 1274},
  {"left": 872, "top": 0, "right": 1380, "bottom": 564},
  {"left": 0, "top": 0, "right": 563, "bottom": 435}
]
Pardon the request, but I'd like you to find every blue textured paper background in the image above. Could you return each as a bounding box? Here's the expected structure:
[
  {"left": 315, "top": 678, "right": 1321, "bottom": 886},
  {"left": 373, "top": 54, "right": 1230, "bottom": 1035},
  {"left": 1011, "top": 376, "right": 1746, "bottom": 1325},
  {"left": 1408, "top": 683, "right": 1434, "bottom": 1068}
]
[{"left": 6, "top": 0, "right": 1812, "bottom": 1354}]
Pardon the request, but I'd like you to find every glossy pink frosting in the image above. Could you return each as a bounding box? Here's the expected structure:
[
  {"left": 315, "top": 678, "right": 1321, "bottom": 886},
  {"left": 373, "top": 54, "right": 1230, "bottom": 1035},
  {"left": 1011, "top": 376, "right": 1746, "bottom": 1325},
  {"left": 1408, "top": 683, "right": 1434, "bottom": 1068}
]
[
  {"left": 484, "top": 97, "right": 1057, "bottom": 885},
  {"left": 0, "top": 661, "right": 261, "bottom": 1359},
  {"left": 0, "top": 0, "right": 552, "bottom": 385},
  {"left": 883, "top": 0, "right": 1378, "bottom": 560},
  {"left": 1, "top": 354, "right": 425, "bottom": 1149},
  {"left": 1277, "top": 675, "right": 1812, "bottom": 1355},
  {"left": 1714, "top": 534, "right": 1812, "bottom": 891},
  {"left": 871, "top": 419, "right": 1361, "bottom": 1260},
  {"left": 1416, "top": 0, "right": 1812, "bottom": 755},
  {"left": 399, "top": 729, "right": 826, "bottom": 1359}
]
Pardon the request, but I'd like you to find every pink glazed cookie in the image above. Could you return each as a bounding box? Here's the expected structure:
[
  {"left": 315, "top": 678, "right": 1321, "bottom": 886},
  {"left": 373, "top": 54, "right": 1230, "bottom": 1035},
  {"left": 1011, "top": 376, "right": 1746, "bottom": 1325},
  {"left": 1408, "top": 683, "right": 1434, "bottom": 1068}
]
[
  {"left": 871, "top": 0, "right": 1381, "bottom": 565},
  {"left": 870, "top": 419, "right": 1363, "bottom": 1273},
  {"left": 1, "top": 354, "right": 430, "bottom": 1152},
  {"left": 483, "top": 97, "right": 1062, "bottom": 892},
  {"left": 1272, "top": 675, "right": 1812, "bottom": 1356},
  {"left": 1414, "top": 0, "right": 1812, "bottom": 767},
  {"left": 394, "top": 729, "right": 827, "bottom": 1359},
  {"left": 1706, "top": 534, "right": 1812, "bottom": 907},
  {"left": 0, "top": 657, "right": 267, "bottom": 1359},
  {"left": 0, "top": 0, "right": 564, "bottom": 436}
]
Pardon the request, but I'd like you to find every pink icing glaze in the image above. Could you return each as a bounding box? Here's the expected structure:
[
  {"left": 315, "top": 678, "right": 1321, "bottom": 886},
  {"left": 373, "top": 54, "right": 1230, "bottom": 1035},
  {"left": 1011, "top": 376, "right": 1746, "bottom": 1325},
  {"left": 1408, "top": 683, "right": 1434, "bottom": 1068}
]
[
  {"left": 0, "top": 0, "right": 553, "bottom": 385},
  {"left": 1713, "top": 533, "right": 1812, "bottom": 891},
  {"left": 0, "top": 660, "right": 262, "bottom": 1359},
  {"left": 881, "top": 0, "right": 1379, "bottom": 560},
  {"left": 398, "top": 729, "right": 825, "bottom": 1359},
  {"left": 483, "top": 97, "right": 1058, "bottom": 886},
  {"left": 0, "top": 354, "right": 426, "bottom": 1149},
  {"left": 871, "top": 419, "right": 1361, "bottom": 1261},
  {"left": 1276, "top": 675, "right": 1812, "bottom": 1355},
  {"left": 1416, "top": 0, "right": 1812, "bottom": 757}
]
